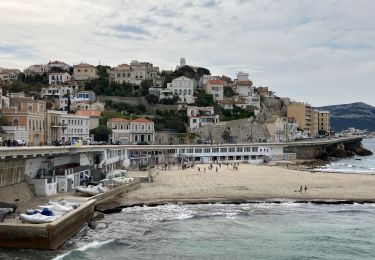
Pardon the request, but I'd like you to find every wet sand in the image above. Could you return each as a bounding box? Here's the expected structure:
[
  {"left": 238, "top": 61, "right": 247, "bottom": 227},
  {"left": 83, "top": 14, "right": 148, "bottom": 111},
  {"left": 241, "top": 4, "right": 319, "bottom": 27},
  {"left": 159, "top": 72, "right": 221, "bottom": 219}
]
[{"left": 121, "top": 164, "right": 375, "bottom": 205}]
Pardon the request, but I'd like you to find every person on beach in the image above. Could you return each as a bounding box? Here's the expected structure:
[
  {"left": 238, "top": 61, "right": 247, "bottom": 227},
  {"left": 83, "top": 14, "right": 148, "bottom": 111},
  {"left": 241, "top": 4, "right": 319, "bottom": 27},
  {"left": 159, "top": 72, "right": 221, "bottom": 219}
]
[
  {"left": 198, "top": 167, "right": 200, "bottom": 172},
  {"left": 204, "top": 168, "right": 206, "bottom": 174},
  {"left": 299, "top": 185, "right": 303, "bottom": 193},
  {"left": 216, "top": 167, "right": 218, "bottom": 173},
  {"left": 304, "top": 186, "right": 308, "bottom": 193}
]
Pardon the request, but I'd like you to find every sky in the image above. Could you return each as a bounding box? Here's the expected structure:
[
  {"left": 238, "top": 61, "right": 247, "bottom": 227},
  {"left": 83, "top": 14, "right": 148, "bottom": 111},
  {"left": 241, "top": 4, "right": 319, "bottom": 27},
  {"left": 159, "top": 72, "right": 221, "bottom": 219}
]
[{"left": 0, "top": 0, "right": 374, "bottom": 106}]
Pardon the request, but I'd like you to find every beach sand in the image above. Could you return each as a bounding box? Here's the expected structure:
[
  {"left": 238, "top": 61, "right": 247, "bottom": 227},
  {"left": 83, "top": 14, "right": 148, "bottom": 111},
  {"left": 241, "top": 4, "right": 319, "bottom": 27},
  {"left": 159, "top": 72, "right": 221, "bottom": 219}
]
[{"left": 121, "top": 164, "right": 375, "bottom": 205}]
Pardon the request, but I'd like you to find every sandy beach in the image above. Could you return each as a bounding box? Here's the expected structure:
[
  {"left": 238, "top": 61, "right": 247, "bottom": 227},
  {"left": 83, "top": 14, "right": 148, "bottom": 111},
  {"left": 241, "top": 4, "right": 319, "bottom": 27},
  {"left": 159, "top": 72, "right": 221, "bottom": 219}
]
[{"left": 121, "top": 163, "right": 375, "bottom": 205}]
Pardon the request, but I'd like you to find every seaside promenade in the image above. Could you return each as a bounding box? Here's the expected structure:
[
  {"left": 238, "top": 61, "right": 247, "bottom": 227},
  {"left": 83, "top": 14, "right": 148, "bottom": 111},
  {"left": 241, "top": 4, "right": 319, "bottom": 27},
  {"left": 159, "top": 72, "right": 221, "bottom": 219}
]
[{"left": 120, "top": 164, "right": 375, "bottom": 206}]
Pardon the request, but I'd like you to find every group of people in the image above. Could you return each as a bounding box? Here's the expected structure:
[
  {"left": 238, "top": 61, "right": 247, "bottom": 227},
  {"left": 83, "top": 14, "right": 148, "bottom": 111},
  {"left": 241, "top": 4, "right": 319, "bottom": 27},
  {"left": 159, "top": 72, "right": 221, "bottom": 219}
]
[{"left": 296, "top": 185, "right": 308, "bottom": 193}]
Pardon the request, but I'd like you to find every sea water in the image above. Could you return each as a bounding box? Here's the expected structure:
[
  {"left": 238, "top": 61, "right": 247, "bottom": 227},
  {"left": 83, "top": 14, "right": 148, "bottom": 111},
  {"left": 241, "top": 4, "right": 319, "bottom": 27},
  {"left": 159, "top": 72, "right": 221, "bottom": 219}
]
[
  {"left": 317, "top": 138, "right": 375, "bottom": 174},
  {"left": 1, "top": 202, "right": 375, "bottom": 260}
]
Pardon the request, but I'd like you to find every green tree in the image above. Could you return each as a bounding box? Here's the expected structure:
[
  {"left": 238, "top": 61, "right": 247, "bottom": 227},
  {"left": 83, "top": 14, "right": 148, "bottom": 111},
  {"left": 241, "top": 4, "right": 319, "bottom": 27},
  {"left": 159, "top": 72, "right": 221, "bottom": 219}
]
[
  {"left": 145, "top": 94, "right": 159, "bottom": 104},
  {"left": 90, "top": 125, "right": 112, "bottom": 142},
  {"left": 140, "top": 79, "right": 153, "bottom": 96},
  {"left": 0, "top": 116, "right": 9, "bottom": 126},
  {"left": 194, "top": 91, "right": 215, "bottom": 107},
  {"left": 224, "top": 86, "right": 236, "bottom": 98}
]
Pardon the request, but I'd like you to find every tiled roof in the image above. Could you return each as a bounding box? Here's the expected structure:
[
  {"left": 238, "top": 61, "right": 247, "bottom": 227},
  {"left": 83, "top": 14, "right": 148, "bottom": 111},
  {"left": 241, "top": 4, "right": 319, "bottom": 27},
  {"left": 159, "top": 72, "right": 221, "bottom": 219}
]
[
  {"left": 236, "top": 80, "right": 252, "bottom": 86},
  {"left": 108, "top": 118, "right": 129, "bottom": 123},
  {"left": 76, "top": 110, "right": 101, "bottom": 117},
  {"left": 132, "top": 118, "right": 153, "bottom": 123},
  {"left": 208, "top": 79, "right": 225, "bottom": 85}
]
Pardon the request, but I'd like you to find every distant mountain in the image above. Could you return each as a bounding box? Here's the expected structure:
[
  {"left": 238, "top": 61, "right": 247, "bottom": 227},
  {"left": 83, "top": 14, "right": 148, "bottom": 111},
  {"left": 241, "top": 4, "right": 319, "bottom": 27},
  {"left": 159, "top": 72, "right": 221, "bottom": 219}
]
[{"left": 317, "top": 102, "right": 375, "bottom": 132}]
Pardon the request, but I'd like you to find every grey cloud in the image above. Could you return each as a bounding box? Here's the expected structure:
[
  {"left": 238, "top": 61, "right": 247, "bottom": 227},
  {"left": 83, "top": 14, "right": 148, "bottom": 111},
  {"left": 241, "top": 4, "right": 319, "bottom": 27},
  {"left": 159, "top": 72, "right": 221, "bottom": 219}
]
[{"left": 110, "top": 24, "right": 150, "bottom": 36}]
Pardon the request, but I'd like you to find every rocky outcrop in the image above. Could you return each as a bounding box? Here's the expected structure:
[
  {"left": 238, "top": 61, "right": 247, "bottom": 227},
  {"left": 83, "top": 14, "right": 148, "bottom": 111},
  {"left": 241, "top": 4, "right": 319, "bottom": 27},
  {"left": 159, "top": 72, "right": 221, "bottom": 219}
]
[{"left": 284, "top": 138, "right": 372, "bottom": 160}]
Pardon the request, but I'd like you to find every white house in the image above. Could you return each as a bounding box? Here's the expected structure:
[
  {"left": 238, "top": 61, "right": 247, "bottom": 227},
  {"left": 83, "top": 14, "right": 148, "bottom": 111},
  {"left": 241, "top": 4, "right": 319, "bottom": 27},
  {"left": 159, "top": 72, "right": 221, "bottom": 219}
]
[
  {"left": 187, "top": 106, "right": 219, "bottom": 131},
  {"left": 108, "top": 117, "right": 155, "bottom": 144},
  {"left": 167, "top": 76, "right": 196, "bottom": 104},
  {"left": 49, "top": 72, "right": 71, "bottom": 85}
]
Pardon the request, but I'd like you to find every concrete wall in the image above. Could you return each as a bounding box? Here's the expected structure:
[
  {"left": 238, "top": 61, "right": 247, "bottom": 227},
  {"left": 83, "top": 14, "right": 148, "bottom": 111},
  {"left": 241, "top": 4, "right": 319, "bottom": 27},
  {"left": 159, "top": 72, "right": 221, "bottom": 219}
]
[{"left": 0, "top": 160, "right": 26, "bottom": 187}]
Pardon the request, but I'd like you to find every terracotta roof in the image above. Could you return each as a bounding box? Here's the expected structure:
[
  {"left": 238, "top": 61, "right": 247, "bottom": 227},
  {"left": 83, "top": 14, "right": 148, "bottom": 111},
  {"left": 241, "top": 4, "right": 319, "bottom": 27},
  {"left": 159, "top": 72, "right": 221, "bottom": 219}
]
[
  {"left": 132, "top": 118, "right": 153, "bottom": 123},
  {"left": 74, "top": 63, "right": 95, "bottom": 68},
  {"left": 208, "top": 79, "right": 225, "bottom": 85},
  {"left": 236, "top": 80, "right": 252, "bottom": 86},
  {"left": 218, "top": 100, "right": 234, "bottom": 105},
  {"left": 108, "top": 118, "right": 129, "bottom": 123},
  {"left": 76, "top": 110, "right": 101, "bottom": 117}
]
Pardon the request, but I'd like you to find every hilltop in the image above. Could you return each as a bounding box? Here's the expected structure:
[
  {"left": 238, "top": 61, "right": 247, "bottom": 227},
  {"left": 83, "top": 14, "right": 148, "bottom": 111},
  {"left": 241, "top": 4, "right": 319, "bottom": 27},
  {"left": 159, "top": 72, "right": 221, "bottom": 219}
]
[{"left": 318, "top": 102, "right": 375, "bottom": 131}]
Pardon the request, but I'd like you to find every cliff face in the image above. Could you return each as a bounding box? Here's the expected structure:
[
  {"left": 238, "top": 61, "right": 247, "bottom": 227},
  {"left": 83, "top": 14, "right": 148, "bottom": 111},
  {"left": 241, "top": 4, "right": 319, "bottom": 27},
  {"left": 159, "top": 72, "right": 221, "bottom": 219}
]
[{"left": 318, "top": 102, "right": 375, "bottom": 131}]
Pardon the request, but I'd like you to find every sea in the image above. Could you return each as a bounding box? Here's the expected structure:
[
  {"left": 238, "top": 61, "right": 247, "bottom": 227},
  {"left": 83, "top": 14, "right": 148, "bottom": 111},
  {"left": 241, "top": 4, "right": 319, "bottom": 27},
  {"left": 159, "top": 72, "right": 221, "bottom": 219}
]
[{"left": 0, "top": 139, "right": 374, "bottom": 260}]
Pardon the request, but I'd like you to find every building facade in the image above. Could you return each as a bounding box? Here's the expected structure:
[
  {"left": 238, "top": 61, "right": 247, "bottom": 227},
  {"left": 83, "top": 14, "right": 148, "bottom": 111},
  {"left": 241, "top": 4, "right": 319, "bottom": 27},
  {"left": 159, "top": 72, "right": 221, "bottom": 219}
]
[
  {"left": 24, "top": 65, "right": 49, "bottom": 76},
  {"left": 73, "top": 63, "right": 97, "bottom": 81},
  {"left": 107, "top": 117, "right": 155, "bottom": 144},
  {"left": 167, "top": 76, "right": 196, "bottom": 104},
  {"left": 2, "top": 97, "right": 47, "bottom": 145},
  {"left": 108, "top": 61, "right": 159, "bottom": 85},
  {"left": 205, "top": 80, "right": 224, "bottom": 101},
  {"left": 287, "top": 102, "right": 313, "bottom": 135},
  {"left": 48, "top": 72, "right": 71, "bottom": 85},
  {"left": 187, "top": 106, "right": 219, "bottom": 131}
]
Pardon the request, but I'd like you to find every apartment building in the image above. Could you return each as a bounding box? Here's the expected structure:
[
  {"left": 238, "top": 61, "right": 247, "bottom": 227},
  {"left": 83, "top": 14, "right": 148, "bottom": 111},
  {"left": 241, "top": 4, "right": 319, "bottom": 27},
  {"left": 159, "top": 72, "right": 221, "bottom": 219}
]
[
  {"left": 2, "top": 97, "right": 47, "bottom": 145},
  {"left": 107, "top": 117, "right": 155, "bottom": 144},
  {"left": 205, "top": 80, "right": 224, "bottom": 101},
  {"left": 108, "top": 60, "right": 159, "bottom": 85},
  {"left": 61, "top": 113, "right": 90, "bottom": 143},
  {"left": 316, "top": 110, "right": 330, "bottom": 134},
  {"left": 287, "top": 102, "right": 313, "bottom": 135}
]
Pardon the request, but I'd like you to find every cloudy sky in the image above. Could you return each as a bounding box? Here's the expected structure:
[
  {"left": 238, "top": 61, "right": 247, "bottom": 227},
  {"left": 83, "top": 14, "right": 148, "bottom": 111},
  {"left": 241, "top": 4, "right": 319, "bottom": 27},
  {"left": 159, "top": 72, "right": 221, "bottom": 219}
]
[{"left": 1, "top": 0, "right": 374, "bottom": 106}]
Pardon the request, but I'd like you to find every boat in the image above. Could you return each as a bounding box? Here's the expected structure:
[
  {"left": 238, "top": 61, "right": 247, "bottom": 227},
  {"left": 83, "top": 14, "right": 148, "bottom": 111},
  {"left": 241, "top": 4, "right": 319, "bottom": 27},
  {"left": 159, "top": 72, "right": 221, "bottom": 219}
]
[
  {"left": 37, "top": 204, "right": 74, "bottom": 213},
  {"left": 0, "top": 202, "right": 17, "bottom": 213},
  {"left": 76, "top": 184, "right": 103, "bottom": 196},
  {"left": 112, "top": 177, "right": 134, "bottom": 185},
  {"left": 20, "top": 213, "right": 57, "bottom": 224},
  {"left": 106, "top": 170, "right": 127, "bottom": 179},
  {"left": 49, "top": 200, "right": 80, "bottom": 209}
]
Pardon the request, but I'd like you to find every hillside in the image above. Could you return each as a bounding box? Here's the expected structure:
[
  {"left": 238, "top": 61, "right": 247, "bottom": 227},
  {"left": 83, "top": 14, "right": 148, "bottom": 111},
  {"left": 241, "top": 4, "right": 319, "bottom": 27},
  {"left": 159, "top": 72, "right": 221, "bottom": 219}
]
[{"left": 318, "top": 102, "right": 375, "bottom": 131}]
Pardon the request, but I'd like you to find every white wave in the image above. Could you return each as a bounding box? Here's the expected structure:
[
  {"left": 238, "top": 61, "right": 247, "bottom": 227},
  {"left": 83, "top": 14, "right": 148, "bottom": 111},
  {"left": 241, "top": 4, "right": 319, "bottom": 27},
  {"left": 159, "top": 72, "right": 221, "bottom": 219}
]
[
  {"left": 313, "top": 168, "right": 375, "bottom": 174},
  {"left": 53, "top": 240, "right": 115, "bottom": 260}
]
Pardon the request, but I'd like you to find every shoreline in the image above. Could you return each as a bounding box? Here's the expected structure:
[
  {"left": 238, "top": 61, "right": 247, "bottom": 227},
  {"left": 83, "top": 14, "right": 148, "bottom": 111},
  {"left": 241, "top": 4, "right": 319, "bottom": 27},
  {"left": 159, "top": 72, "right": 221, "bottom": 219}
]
[{"left": 97, "top": 163, "right": 375, "bottom": 213}]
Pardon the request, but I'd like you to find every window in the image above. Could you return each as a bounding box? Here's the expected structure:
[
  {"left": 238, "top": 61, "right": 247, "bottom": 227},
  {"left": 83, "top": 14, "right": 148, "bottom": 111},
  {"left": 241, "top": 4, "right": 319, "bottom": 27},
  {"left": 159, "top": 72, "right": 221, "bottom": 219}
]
[
  {"left": 195, "top": 148, "right": 202, "bottom": 153},
  {"left": 220, "top": 148, "right": 227, "bottom": 152},
  {"left": 204, "top": 148, "right": 210, "bottom": 153},
  {"left": 229, "top": 148, "right": 235, "bottom": 153},
  {"left": 237, "top": 147, "right": 243, "bottom": 152},
  {"left": 212, "top": 148, "right": 219, "bottom": 153},
  {"left": 252, "top": 147, "right": 258, "bottom": 152},
  {"left": 186, "top": 148, "right": 193, "bottom": 153},
  {"left": 13, "top": 119, "right": 19, "bottom": 127}
]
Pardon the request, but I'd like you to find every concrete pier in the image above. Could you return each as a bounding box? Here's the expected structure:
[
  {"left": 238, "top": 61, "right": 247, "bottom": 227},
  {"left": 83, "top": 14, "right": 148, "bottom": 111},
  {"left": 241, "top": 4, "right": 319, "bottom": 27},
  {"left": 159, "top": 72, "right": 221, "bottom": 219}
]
[{"left": 0, "top": 181, "right": 140, "bottom": 250}]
